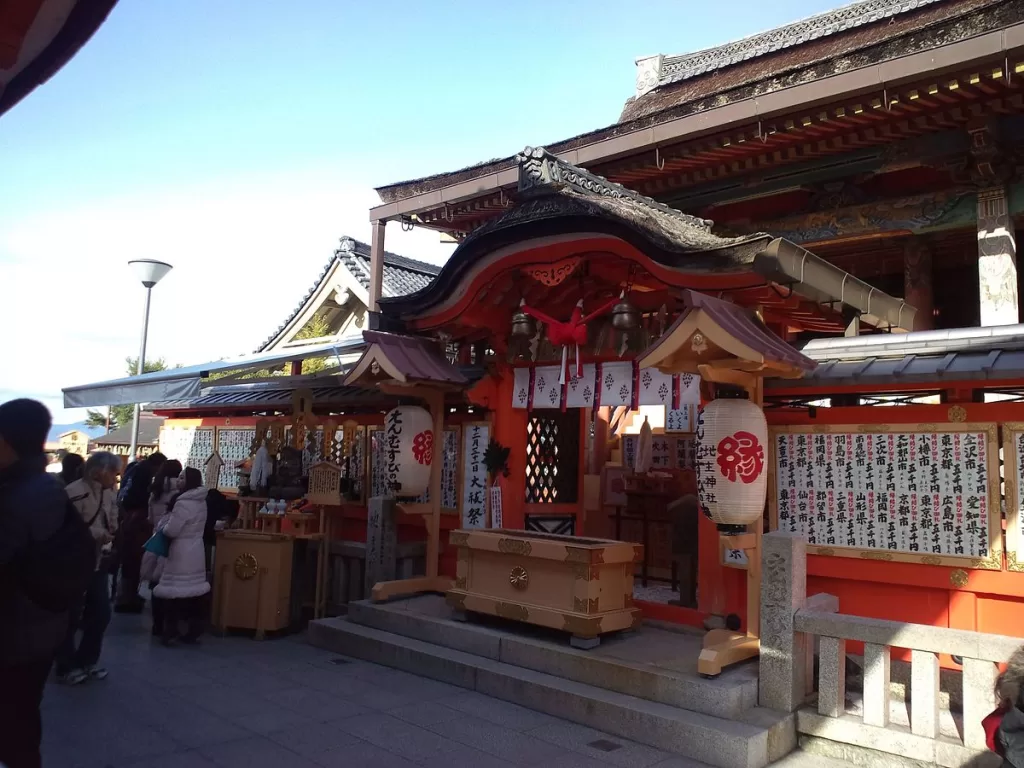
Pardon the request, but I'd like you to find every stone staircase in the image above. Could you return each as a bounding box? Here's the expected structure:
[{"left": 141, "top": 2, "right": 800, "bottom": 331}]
[{"left": 308, "top": 595, "right": 800, "bottom": 768}]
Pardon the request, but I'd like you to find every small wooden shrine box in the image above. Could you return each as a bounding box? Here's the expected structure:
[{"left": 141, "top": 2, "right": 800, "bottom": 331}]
[{"left": 446, "top": 529, "right": 641, "bottom": 647}]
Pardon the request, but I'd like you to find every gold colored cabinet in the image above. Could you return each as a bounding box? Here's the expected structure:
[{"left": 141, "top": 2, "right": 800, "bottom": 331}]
[{"left": 212, "top": 531, "right": 294, "bottom": 638}]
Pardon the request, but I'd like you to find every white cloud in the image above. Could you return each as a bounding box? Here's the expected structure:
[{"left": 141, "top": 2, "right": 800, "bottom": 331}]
[{"left": 0, "top": 167, "right": 454, "bottom": 422}]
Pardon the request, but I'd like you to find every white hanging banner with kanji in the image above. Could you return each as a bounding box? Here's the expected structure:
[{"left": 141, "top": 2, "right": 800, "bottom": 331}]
[
  {"left": 531, "top": 366, "right": 563, "bottom": 409},
  {"left": 598, "top": 361, "right": 634, "bottom": 407},
  {"left": 566, "top": 364, "right": 597, "bottom": 409},
  {"left": 636, "top": 368, "right": 674, "bottom": 406},
  {"left": 510, "top": 364, "right": 700, "bottom": 414},
  {"left": 512, "top": 368, "right": 531, "bottom": 409},
  {"left": 678, "top": 373, "right": 700, "bottom": 404},
  {"left": 460, "top": 424, "right": 490, "bottom": 528}
]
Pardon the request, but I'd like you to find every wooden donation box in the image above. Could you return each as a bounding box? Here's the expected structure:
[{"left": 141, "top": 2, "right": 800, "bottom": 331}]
[
  {"left": 447, "top": 529, "right": 642, "bottom": 648},
  {"left": 212, "top": 531, "right": 294, "bottom": 638}
]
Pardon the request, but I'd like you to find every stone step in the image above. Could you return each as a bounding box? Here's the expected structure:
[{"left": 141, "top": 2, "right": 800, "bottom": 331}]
[
  {"left": 346, "top": 596, "right": 759, "bottom": 719},
  {"left": 309, "top": 616, "right": 794, "bottom": 768}
]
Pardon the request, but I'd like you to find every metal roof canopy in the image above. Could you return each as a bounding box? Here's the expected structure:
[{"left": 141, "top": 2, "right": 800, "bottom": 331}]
[
  {"left": 63, "top": 338, "right": 366, "bottom": 408},
  {"left": 796, "top": 323, "right": 1024, "bottom": 360},
  {"left": 767, "top": 324, "right": 1024, "bottom": 390}
]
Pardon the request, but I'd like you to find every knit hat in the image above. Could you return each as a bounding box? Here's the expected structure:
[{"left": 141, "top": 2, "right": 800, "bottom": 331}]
[{"left": 0, "top": 399, "right": 52, "bottom": 458}]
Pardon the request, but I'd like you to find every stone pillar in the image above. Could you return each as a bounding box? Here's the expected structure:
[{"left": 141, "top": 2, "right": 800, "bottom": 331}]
[
  {"left": 977, "top": 186, "right": 1018, "bottom": 326},
  {"left": 903, "top": 238, "right": 934, "bottom": 331},
  {"left": 759, "top": 531, "right": 808, "bottom": 712},
  {"left": 364, "top": 497, "right": 397, "bottom": 598}
]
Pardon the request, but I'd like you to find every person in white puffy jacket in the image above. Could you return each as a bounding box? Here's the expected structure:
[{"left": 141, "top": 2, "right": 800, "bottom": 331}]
[
  {"left": 153, "top": 468, "right": 209, "bottom": 645},
  {"left": 141, "top": 459, "right": 182, "bottom": 638}
]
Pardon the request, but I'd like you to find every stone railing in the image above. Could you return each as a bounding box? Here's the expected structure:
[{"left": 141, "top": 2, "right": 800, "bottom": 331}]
[
  {"left": 759, "top": 532, "right": 1021, "bottom": 767},
  {"left": 797, "top": 609, "right": 1020, "bottom": 765}
]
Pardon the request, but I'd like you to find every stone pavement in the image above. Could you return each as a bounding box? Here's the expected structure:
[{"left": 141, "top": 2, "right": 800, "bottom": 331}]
[{"left": 41, "top": 612, "right": 846, "bottom": 768}]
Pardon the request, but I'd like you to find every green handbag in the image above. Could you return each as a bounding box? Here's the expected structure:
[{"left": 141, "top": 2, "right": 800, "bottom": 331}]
[{"left": 143, "top": 530, "right": 170, "bottom": 558}]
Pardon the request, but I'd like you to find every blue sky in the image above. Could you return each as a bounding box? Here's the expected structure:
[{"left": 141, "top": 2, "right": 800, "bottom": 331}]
[{"left": 0, "top": 0, "right": 842, "bottom": 420}]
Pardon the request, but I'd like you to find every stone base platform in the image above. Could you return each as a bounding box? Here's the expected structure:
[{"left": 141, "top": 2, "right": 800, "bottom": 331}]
[{"left": 309, "top": 595, "right": 795, "bottom": 768}]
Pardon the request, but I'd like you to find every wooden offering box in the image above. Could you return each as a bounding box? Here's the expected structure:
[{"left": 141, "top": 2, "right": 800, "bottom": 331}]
[
  {"left": 446, "top": 529, "right": 642, "bottom": 648},
  {"left": 212, "top": 531, "right": 293, "bottom": 638}
]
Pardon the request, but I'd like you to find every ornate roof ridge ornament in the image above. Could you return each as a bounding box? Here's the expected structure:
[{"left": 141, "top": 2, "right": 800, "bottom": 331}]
[{"left": 515, "top": 146, "right": 713, "bottom": 232}]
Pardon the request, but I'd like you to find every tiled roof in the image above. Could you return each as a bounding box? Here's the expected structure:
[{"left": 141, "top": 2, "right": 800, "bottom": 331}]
[
  {"left": 359, "top": 331, "right": 469, "bottom": 385},
  {"left": 149, "top": 365, "right": 487, "bottom": 412},
  {"left": 256, "top": 236, "right": 441, "bottom": 352},
  {"left": 652, "top": 0, "right": 946, "bottom": 90},
  {"left": 766, "top": 324, "right": 1024, "bottom": 390},
  {"left": 660, "top": 290, "right": 816, "bottom": 372},
  {"left": 149, "top": 385, "right": 386, "bottom": 412},
  {"left": 92, "top": 415, "right": 165, "bottom": 447}
]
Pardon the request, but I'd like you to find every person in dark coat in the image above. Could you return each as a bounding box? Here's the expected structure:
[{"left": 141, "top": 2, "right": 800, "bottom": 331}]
[
  {"left": 0, "top": 399, "right": 71, "bottom": 768},
  {"left": 987, "top": 647, "right": 1024, "bottom": 767},
  {"left": 57, "top": 452, "right": 84, "bottom": 488},
  {"left": 114, "top": 451, "right": 165, "bottom": 613}
]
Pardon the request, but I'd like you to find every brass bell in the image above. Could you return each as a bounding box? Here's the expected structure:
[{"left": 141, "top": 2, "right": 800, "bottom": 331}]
[
  {"left": 610, "top": 292, "right": 639, "bottom": 331},
  {"left": 511, "top": 300, "right": 536, "bottom": 338}
]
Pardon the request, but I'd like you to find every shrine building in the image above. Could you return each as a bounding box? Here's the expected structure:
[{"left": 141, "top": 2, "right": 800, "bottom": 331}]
[
  {"left": 357, "top": 0, "right": 1024, "bottom": 629},
  {"left": 60, "top": 2, "right": 1024, "bottom": 765}
]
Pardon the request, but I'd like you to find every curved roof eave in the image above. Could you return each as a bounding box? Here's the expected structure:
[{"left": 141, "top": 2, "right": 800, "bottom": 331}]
[{"left": 378, "top": 192, "right": 772, "bottom": 320}]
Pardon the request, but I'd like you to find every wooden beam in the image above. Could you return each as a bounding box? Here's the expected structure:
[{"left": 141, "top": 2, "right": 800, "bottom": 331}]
[
  {"left": 696, "top": 365, "right": 759, "bottom": 391},
  {"left": 371, "top": 575, "right": 453, "bottom": 602},
  {"left": 369, "top": 220, "right": 386, "bottom": 312},
  {"left": 396, "top": 502, "right": 430, "bottom": 516}
]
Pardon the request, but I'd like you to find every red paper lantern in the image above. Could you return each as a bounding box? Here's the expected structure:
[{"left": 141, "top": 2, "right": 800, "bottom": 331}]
[
  {"left": 696, "top": 398, "right": 768, "bottom": 531},
  {"left": 383, "top": 406, "right": 434, "bottom": 497}
]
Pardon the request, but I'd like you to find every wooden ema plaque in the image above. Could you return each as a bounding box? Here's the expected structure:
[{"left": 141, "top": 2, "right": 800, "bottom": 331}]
[
  {"left": 307, "top": 461, "right": 343, "bottom": 507},
  {"left": 446, "top": 529, "right": 642, "bottom": 648}
]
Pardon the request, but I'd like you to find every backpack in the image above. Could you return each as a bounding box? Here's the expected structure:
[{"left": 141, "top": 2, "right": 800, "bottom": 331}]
[{"left": 18, "top": 498, "right": 97, "bottom": 613}]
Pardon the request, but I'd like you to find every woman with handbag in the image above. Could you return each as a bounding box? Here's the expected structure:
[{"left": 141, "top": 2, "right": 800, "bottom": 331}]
[
  {"left": 55, "top": 451, "right": 121, "bottom": 685},
  {"left": 142, "top": 460, "right": 182, "bottom": 638},
  {"left": 152, "top": 468, "right": 210, "bottom": 645}
]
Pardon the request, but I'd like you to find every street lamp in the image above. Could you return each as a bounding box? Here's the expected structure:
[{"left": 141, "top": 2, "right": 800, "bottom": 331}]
[{"left": 126, "top": 259, "right": 172, "bottom": 461}]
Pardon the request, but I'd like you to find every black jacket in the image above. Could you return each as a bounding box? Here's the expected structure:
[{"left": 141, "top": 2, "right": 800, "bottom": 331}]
[
  {"left": 0, "top": 455, "right": 70, "bottom": 663},
  {"left": 1000, "top": 700, "right": 1024, "bottom": 768},
  {"left": 121, "top": 459, "right": 158, "bottom": 512}
]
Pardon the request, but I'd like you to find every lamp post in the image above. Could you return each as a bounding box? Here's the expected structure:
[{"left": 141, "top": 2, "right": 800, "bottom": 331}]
[{"left": 126, "top": 259, "right": 173, "bottom": 461}]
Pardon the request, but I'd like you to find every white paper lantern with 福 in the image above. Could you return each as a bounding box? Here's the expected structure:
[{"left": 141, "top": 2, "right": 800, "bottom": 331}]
[
  {"left": 383, "top": 406, "right": 434, "bottom": 498},
  {"left": 695, "top": 397, "right": 768, "bottom": 532}
]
